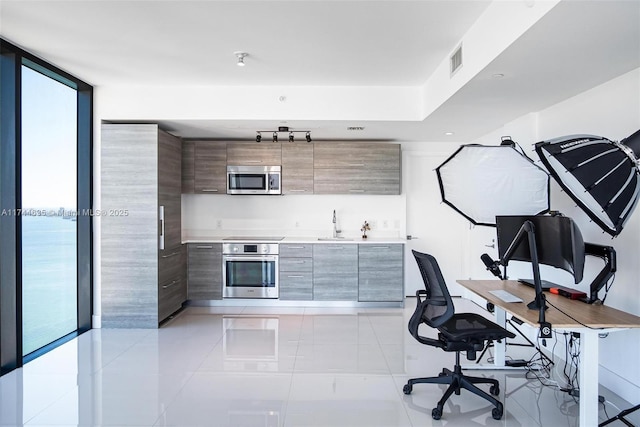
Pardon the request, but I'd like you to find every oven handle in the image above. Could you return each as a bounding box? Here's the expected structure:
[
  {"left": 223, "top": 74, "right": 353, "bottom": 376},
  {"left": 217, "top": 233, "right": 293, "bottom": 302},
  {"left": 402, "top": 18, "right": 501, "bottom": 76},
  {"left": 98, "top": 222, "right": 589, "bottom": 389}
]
[{"left": 223, "top": 255, "right": 279, "bottom": 262}]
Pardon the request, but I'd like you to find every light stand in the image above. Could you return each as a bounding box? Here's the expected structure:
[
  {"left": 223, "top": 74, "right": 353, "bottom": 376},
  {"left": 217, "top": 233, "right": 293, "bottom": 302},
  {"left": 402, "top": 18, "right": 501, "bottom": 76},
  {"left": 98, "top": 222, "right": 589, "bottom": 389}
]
[
  {"left": 499, "top": 220, "right": 552, "bottom": 339},
  {"left": 584, "top": 243, "right": 616, "bottom": 304}
]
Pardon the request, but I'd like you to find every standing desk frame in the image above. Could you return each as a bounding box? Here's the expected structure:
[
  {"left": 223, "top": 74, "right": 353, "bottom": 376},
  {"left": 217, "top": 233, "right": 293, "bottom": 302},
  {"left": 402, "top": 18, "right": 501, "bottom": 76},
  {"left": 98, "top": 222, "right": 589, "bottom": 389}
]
[{"left": 457, "top": 279, "right": 640, "bottom": 427}]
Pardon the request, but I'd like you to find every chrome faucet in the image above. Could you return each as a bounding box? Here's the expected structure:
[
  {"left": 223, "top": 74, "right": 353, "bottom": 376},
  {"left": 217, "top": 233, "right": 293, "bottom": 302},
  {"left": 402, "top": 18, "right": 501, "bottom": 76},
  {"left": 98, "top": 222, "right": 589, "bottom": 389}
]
[{"left": 332, "top": 210, "right": 341, "bottom": 238}]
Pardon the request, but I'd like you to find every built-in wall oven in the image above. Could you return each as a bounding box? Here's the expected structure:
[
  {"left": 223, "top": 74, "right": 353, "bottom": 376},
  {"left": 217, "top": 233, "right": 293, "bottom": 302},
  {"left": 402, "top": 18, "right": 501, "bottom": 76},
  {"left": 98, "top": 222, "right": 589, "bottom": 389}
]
[{"left": 222, "top": 240, "right": 280, "bottom": 298}]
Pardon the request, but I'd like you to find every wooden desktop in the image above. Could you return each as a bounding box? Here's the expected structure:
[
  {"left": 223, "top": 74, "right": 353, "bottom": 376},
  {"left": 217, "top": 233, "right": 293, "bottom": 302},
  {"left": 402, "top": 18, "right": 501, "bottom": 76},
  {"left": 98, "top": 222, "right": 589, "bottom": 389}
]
[{"left": 457, "top": 279, "right": 640, "bottom": 427}]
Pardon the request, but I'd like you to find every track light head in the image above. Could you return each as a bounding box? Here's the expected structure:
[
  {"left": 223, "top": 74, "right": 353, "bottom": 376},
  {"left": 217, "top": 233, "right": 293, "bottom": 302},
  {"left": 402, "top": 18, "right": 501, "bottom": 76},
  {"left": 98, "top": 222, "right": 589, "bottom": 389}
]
[
  {"left": 289, "top": 132, "right": 294, "bottom": 142},
  {"left": 272, "top": 132, "right": 278, "bottom": 143},
  {"left": 256, "top": 132, "right": 261, "bottom": 142},
  {"left": 306, "top": 132, "right": 312, "bottom": 143}
]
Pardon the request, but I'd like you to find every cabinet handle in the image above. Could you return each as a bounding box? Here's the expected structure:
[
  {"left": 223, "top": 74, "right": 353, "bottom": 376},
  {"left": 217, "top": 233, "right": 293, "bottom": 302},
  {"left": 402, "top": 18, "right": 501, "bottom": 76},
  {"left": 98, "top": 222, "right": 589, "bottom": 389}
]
[
  {"left": 162, "top": 251, "right": 181, "bottom": 258},
  {"left": 195, "top": 245, "right": 213, "bottom": 249},
  {"left": 245, "top": 160, "right": 263, "bottom": 164},
  {"left": 162, "top": 279, "right": 180, "bottom": 289},
  {"left": 288, "top": 189, "right": 307, "bottom": 193},
  {"left": 287, "top": 275, "right": 304, "bottom": 278},
  {"left": 158, "top": 205, "right": 165, "bottom": 250},
  {"left": 328, "top": 246, "right": 344, "bottom": 250},
  {"left": 286, "top": 246, "right": 305, "bottom": 249},
  {"left": 370, "top": 246, "right": 390, "bottom": 249},
  {"left": 348, "top": 163, "right": 365, "bottom": 167},
  {"left": 201, "top": 189, "right": 219, "bottom": 193},
  {"left": 349, "top": 189, "right": 365, "bottom": 193},
  {"left": 289, "top": 260, "right": 306, "bottom": 264}
]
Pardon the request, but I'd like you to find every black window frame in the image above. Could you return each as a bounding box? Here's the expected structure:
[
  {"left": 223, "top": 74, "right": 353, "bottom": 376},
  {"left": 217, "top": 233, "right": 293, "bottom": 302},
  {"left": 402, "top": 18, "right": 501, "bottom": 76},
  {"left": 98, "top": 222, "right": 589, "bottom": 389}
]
[{"left": 0, "top": 38, "right": 93, "bottom": 375}]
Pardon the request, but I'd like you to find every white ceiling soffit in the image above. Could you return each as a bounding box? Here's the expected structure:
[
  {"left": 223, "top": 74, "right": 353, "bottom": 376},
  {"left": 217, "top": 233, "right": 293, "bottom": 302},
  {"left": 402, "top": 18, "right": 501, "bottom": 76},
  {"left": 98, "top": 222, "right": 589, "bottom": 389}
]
[{"left": 1, "top": 1, "right": 638, "bottom": 142}]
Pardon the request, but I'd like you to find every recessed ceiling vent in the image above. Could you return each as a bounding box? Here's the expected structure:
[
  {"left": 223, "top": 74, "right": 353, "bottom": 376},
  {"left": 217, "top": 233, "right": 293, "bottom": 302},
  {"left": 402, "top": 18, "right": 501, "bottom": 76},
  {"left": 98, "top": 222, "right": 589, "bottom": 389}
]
[
  {"left": 347, "top": 126, "right": 365, "bottom": 131},
  {"left": 450, "top": 44, "right": 463, "bottom": 77}
]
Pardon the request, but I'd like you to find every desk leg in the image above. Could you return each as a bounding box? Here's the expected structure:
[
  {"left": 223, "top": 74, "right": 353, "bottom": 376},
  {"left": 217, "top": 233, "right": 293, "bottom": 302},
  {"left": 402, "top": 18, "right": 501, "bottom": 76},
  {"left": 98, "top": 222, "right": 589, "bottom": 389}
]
[
  {"left": 494, "top": 306, "right": 507, "bottom": 367},
  {"left": 579, "top": 330, "right": 599, "bottom": 427}
]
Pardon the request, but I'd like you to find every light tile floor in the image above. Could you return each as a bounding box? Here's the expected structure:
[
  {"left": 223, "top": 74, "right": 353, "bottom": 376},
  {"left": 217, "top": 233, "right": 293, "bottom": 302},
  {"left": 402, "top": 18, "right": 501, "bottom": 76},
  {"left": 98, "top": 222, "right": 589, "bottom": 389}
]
[{"left": 1, "top": 298, "right": 638, "bottom": 426}]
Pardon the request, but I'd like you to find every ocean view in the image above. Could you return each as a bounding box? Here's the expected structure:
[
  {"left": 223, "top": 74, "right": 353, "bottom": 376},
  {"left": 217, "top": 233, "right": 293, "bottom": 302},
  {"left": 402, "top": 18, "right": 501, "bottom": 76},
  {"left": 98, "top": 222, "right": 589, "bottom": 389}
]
[{"left": 22, "top": 214, "right": 77, "bottom": 355}]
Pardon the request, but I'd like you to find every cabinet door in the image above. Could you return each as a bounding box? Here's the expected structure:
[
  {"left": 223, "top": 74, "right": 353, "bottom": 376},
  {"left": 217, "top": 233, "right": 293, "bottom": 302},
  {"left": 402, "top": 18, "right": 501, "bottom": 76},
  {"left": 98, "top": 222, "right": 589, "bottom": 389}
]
[
  {"left": 358, "top": 244, "right": 404, "bottom": 302},
  {"left": 313, "top": 142, "right": 400, "bottom": 170},
  {"left": 314, "top": 168, "right": 400, "bottom": 195},
  {"left": 194, "top": 141, "right": 227, "bottom": 194},
  {"left": 282, "top": 144, "right": 313, "bottom": 194},
  {"left": 158, "top": 130, "right": 182, "bottom": 250},
  {"left": 227, "top": 143, "right": 282, "bottom": 165},
  {"left": 187, "top": 243, "right": 223, "bottom": 300},
  {"left": 313, "top": 244, "right": 358, "bottom": 301},
  {"left": 181, "top": 141, "right": 195, "bottom": 193}
]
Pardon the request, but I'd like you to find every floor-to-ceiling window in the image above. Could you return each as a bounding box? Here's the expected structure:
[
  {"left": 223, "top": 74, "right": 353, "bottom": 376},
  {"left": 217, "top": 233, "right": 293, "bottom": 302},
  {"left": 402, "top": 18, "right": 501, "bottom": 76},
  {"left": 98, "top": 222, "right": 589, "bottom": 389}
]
[
  {"left": 0, "top": 39, "right": 92, "bottom": 374},
  {"left": 20, "top": 64, "right": 79, "bottom": 355}
]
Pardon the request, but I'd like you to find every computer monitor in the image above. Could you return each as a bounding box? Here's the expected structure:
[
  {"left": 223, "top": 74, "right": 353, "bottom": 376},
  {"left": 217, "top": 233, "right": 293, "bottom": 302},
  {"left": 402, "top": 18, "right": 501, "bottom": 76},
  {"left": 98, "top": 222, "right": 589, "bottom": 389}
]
[{"left": 496, "top": 214, "right": 585, "bottom": 284}]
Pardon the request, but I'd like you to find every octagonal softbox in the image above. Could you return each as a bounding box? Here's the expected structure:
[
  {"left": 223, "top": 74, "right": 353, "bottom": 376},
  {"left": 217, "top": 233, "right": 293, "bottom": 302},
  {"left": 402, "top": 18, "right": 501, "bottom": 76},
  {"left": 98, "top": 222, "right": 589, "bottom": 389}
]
[{"left": 436, "top": 144, "right": 550, "bottom": 226}]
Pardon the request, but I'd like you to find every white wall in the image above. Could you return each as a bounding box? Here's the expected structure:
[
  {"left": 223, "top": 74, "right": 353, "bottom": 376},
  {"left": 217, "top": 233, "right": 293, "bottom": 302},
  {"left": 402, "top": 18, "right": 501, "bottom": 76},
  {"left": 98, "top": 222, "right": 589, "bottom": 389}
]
[{"left": 472, "top": 68, "right": 640, "bottom": 402}]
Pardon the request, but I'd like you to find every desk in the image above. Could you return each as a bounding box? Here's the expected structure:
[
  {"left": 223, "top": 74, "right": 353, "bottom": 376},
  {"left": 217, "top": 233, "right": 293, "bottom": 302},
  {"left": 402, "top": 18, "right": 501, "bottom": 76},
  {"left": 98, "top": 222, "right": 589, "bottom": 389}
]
[{"left": 457, "top": 279, "right": 640, "bottom": 427}]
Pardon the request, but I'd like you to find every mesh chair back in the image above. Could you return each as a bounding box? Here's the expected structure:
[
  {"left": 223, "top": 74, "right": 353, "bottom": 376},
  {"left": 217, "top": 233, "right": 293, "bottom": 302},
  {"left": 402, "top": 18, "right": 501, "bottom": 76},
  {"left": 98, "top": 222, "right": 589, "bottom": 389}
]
[{"left": 412, "top": 250, "right": 455, "bottom": 328}]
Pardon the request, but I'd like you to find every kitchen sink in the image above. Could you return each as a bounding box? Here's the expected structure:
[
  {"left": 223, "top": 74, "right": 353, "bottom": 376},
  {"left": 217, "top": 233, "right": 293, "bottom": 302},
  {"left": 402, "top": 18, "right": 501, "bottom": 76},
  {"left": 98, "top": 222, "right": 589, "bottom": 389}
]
[{"left": 317, "top": 237, "right": 354, "bottom": 241}]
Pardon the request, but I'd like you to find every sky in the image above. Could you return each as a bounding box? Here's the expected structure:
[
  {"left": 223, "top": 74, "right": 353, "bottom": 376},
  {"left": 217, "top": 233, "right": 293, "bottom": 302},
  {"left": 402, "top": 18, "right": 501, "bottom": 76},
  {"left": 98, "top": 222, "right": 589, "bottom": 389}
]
[{"left": 21, "top": 65, "right": 77, "bottom": 209}]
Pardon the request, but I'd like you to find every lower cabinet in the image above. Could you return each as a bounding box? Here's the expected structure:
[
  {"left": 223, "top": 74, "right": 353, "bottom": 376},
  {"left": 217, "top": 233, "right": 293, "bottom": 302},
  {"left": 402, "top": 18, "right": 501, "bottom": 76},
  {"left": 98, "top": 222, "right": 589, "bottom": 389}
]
[
  {"left": 158, "top": 245, "right": 187, "bottom": 322},
  {"left": 313, "top": 244, "right": 358, "bottom": 301},
  {"left": 187, "top": 243, "right": 223, "bottom": 300},
  {"left": 279, "top": 244, "right": 313, "bottom": 300},
  {"left": 358, "top": 244, "right": 404, "bottom": 302}
]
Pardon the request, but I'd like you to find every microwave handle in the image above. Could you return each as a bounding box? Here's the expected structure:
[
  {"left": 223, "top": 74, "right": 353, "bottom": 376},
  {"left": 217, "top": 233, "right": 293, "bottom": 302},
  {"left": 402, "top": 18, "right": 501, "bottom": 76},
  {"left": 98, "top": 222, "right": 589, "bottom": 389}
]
[{"left": 269, "top": 173, "right": 280, "bottom": 191}]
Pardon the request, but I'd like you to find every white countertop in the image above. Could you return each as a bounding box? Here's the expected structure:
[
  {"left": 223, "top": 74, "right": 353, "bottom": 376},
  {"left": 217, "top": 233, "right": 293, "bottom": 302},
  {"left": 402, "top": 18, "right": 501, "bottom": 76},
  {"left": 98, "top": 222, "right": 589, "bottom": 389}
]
[{"left": 182, "top": 236, "right": 406, "bottom": 244}]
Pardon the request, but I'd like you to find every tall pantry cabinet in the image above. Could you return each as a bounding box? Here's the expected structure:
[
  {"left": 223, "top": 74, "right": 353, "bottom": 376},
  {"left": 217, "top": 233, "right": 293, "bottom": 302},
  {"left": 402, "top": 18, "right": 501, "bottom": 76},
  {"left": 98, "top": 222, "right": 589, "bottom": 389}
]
[{"left": 101, "top": 123, "right": 185, "bottom": 328}]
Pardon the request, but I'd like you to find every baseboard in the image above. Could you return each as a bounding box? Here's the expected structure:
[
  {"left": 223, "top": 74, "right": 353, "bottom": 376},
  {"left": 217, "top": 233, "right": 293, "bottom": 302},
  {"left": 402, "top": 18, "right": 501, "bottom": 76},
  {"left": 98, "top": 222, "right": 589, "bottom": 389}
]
[{"left": 600, "top": 364, "right": 640, "bottom": 404}]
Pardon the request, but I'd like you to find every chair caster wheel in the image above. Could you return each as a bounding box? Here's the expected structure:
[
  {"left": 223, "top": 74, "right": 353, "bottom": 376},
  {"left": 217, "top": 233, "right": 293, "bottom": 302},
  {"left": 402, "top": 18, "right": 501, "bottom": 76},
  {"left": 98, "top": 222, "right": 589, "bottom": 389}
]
[
  {"left": 492, "top": 403, "right": 503, "bottom": 420},
  {"left": 403, "top": 384, "right": 412, "bottom": 395},
  {"left": 490, "top": 385, "right": 499, "bottom": 395},
  {"left": 432, "top": 407, "right": 442, "bottom": 420}
]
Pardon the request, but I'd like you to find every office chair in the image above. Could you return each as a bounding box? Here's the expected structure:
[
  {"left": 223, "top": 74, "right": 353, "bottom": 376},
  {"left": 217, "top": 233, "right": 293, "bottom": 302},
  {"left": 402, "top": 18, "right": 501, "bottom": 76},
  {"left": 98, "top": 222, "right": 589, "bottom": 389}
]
[{"left": 403, "top": 250, "right": 515, "bottom": 420}]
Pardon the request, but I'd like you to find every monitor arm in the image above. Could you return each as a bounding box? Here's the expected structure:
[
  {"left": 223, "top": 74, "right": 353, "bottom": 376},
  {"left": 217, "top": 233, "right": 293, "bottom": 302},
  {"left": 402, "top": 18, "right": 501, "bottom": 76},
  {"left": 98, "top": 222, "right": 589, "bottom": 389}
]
[
  {"left": 584, "top": 243, "right": 617, "bottom": 304},
  {"left": 498, "top": 220, "right": 550, "bottom": 337}
]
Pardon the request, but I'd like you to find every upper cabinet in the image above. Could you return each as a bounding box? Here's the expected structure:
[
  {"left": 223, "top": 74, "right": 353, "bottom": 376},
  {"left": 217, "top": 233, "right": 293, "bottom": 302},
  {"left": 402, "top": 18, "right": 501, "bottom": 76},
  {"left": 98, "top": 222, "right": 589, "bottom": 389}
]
[
  {"left": 282, "top": 143, "right": 314, "bottom": 194},
  {"left": 182, "top": 141, "right": 227, "bottom": 194},
  {"left": 227, "top": 142, "right": 282, "bottom": 165},
  {"left": 313, "top": 142, "right": 401, "bottom": 195}
]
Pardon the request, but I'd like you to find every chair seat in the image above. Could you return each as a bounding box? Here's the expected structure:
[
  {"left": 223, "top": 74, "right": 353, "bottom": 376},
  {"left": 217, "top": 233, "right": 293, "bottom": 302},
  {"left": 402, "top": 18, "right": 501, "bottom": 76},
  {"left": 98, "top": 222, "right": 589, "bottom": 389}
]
[{"left": 439, "top": 313, "right": 515, "bottom": 343}]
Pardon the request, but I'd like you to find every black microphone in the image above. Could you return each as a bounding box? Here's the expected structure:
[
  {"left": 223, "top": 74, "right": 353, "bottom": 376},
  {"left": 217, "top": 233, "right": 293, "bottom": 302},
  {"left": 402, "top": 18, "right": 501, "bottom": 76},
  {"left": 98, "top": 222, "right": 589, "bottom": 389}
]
[{"left": 481, "top": 253, "right": 504, "bottom": 280}]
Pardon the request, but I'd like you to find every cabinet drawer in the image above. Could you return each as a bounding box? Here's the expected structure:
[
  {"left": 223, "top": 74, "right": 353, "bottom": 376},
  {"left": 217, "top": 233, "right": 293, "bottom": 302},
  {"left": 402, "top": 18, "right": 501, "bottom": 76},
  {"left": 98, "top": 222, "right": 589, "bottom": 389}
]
[
  {"left": 280, "top": 244, "right": 313, "bottom": 258},
  {"left": 158, "top": 246, "right": 184, "bottom": 284},
  {"left": 158, "top": 275, "right": 186, "bottom": 321},
  {"left": 279, "top": 257, "right": 313, "bottom": 272},
  {"left": 279, "top": 272, "right": 313, "bottom": 300}
]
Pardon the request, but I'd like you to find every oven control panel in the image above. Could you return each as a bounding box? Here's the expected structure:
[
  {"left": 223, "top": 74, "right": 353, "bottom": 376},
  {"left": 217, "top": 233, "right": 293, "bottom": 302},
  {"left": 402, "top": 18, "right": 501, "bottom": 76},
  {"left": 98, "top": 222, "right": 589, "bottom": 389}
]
[{"left": 222, "top": 243, "right": 279, "bottom": 255}]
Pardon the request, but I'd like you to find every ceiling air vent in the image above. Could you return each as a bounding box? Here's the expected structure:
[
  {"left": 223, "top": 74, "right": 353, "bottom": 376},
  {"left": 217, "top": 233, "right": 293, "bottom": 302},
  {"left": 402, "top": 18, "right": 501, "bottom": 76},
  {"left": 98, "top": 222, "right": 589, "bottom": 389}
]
[
  {"left": 347, "top": 126, "right": 365, "bottom": 131},
  {"left": 450, "top": 44, "right": 463, "bottom": 77}
]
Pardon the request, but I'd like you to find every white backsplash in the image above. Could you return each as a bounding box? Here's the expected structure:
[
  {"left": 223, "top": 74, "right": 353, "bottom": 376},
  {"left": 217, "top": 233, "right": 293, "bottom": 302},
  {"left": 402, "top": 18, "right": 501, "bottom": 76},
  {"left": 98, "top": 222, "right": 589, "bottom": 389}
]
[{"left": 182, "top": 193, "right": 406, "bottom": 239}]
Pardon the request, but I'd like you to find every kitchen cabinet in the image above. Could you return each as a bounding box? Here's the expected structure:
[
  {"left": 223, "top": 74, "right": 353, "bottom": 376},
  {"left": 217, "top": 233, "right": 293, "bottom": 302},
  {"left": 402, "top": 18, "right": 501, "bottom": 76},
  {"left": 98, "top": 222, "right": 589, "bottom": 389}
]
[
  {"left": 358, "top": 244, "right": 404, "bottom": 302},
  {"left": 227, "top": 142, "right": 282, "bottom": 165},
  {"left": 313, "top": 142, "right": 401, "bottom": 195},
  {"left": 187, "top": 243, "right": 223, "bottom": 300},
  {"left": 279, "top": 244, "right": 313, "bottom": 300},
  {"left": 282, "top": 144, "right": 314, "bottom": 194},
  {"left": 101, "top": 123, "right": 185, "bottom": 327},
  {"left": 194, "top": 141, "right": 227, "bottom": 194},
  {"left": 181, "top": 141, "right": 195, "bottom": 193},
  {"left": 312, "top": 244, "right": 358, "bottom": 301}
]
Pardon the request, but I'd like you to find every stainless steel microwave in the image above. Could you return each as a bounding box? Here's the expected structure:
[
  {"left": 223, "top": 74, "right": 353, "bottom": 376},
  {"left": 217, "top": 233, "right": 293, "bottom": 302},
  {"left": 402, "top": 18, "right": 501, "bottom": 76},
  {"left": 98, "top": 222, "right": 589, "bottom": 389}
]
[{"left": 227, "top": 165, "right": 281, "bottom": 195}]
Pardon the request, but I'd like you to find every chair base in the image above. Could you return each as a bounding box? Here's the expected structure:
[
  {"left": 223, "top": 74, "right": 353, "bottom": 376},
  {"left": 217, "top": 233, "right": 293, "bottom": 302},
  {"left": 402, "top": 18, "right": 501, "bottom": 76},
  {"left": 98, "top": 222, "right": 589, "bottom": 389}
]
[{"left": 403, "top": 353, "right": 504, "bottom": 420}]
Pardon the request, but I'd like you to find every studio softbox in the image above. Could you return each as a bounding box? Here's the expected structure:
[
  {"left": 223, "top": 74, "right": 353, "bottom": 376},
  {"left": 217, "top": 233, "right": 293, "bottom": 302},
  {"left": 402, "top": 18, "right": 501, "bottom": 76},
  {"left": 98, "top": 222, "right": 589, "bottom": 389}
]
[
  {"left": 535, "top": 130, "right": 640, "bottom": 237},
  {"left": 436, "top": 144, "right": 550, "bottom": 226}
]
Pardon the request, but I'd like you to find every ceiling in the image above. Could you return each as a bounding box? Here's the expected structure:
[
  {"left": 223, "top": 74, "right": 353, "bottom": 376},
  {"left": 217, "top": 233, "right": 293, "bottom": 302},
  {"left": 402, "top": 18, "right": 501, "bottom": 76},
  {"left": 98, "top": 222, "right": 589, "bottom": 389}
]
[{"left": 1, "top": 0, "right": 638, "bottom": 142}]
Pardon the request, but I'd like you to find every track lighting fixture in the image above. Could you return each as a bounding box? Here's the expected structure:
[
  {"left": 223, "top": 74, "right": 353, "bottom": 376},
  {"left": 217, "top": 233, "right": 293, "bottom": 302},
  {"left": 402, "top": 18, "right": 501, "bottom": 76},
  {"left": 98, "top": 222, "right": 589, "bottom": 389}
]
[
  {"left": 254, "top": 127, "right": 312, "bottom": 143},
  {"left": 234, "top": 51, "right": 248, "bottom": 67}
]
